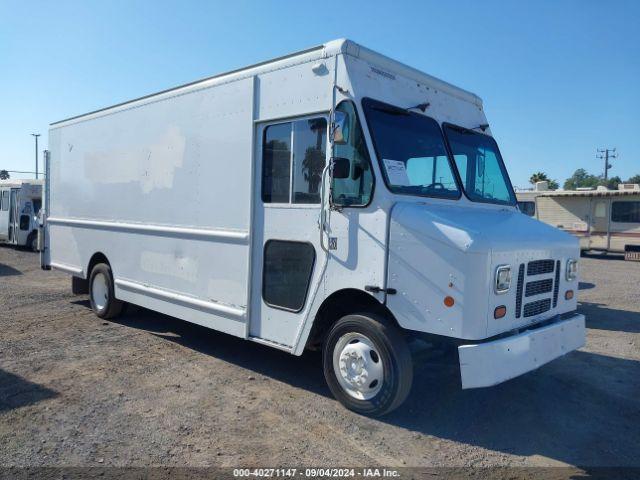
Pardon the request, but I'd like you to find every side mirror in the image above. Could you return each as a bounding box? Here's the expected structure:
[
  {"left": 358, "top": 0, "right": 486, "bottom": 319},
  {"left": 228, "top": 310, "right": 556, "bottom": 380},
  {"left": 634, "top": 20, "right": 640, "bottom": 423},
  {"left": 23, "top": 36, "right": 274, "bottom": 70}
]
[
  {"left": 331, "top": 157, "right": 350, "bottom": 179},
  {"left": 333, "top": 111, "right": 350, "bottom": 145}
]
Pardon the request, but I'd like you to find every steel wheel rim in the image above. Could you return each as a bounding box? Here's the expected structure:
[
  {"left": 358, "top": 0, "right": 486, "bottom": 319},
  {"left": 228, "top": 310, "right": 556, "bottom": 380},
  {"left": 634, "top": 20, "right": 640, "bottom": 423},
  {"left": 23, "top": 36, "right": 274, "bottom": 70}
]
[
  {"left": 333, "top": 332, "right": 384, "bottom": 400},
  {"left": 92, "top": 272, "right": 109, "bottom": 311}
]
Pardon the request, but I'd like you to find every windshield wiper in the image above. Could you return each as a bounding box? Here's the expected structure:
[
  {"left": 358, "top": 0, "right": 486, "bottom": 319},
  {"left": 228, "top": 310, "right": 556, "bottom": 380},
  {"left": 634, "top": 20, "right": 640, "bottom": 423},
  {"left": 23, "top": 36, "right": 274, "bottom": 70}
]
[
  {"left": 372, "top": 102, "right": 431, "bottom": 116},
  {"left": 372, "top": 104, "right": 410, "bottom": 116}
]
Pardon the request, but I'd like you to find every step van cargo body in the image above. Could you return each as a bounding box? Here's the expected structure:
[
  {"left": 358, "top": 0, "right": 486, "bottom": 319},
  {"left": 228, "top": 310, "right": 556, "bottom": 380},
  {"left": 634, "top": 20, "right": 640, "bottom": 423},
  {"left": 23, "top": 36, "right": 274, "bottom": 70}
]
[{"left": 42, "top": 40, "right": 585, "bottom": 415}]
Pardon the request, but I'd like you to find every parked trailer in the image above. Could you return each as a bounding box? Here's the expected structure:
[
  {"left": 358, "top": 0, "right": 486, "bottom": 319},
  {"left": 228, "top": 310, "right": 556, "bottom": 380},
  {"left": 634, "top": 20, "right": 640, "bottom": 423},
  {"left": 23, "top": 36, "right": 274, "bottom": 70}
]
[
  {"left": 0, "top": 179, "right": 42, "bottom": 251},
  {"left": 41, "top": 39, "right": 585, "bottom": 415},
  {"left": 516, "top": 185, "right": 640, "bottom": 260}
]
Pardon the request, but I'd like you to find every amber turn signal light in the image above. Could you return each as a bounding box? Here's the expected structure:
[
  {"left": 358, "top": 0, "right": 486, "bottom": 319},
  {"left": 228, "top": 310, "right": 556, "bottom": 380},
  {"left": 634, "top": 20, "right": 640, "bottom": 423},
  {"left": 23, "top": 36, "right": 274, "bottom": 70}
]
[
  {"left": 444, "top": 296, "right": 455, "bottom": 307},
  {"left": 494, "top": 306, "right": 507, "bottom": 319},
  {"left": 565, "top": 290, "right": 574, "bottom": 300}
]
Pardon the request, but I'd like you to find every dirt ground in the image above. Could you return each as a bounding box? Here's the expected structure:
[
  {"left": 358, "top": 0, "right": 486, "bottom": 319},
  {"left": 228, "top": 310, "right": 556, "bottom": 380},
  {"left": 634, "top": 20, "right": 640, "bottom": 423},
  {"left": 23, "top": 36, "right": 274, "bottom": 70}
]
[{"left": 1, "top": 246, "right": 638, "bottom": 468}]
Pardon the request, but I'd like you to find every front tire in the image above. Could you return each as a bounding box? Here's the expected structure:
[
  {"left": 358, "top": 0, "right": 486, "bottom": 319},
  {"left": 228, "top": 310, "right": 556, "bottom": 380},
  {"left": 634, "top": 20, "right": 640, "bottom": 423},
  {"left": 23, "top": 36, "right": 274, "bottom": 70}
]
[
  {"left": 89, "top": 263, "right": 124, "bottom": 319},
  {"left": 323, "top": 313, "right": 413, "bottom": 416}
]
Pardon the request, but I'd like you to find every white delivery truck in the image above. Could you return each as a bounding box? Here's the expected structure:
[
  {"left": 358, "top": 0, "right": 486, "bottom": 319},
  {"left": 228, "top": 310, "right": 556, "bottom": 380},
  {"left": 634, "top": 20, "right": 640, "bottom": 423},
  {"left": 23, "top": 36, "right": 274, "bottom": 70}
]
[
  {"left": 41, "top": 40, "right": 585, "bottom": 415},
  {"left": 0, "top": 179, "right": 43, "bottom": 251}
]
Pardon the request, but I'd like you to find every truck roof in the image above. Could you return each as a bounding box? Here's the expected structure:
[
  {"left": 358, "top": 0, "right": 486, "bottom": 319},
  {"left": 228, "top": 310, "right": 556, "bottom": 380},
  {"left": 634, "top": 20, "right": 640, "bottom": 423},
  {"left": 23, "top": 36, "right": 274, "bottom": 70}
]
[
  {"left": 51, "top": 39, "right": 483, "bottom": 128},
  {"left": 0, "top": 179, "right": 44, "bottom": 188}
]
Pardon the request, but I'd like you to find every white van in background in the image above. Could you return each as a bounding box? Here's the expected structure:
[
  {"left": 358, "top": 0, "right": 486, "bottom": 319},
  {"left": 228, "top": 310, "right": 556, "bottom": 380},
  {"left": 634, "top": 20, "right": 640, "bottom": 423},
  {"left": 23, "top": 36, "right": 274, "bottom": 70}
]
[
  {"left": 41, "top": 39, "right": 585, "bottom": 415},
  {"left": 0, "top": 179, "right": 43, "bottom": 251}
]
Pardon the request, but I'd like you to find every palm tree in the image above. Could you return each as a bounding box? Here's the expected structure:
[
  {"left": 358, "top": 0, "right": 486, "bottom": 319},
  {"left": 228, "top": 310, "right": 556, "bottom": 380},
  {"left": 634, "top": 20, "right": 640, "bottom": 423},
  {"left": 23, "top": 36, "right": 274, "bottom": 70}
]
[
  {"left": 529, "top": 171, "right": 549, "bottom": 185},
  {"left": 301, "top": 119, "right": 327, "bottom": 194},
  {"left": 0, "top": 169, "right": 10, "bottom": 180}
]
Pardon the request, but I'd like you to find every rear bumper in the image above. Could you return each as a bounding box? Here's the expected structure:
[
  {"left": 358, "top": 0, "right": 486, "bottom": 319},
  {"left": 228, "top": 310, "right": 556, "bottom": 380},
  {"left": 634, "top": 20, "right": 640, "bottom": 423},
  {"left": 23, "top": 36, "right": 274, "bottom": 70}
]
[{"left": 458, "top": 313, "right": 585, "bottom": 389}]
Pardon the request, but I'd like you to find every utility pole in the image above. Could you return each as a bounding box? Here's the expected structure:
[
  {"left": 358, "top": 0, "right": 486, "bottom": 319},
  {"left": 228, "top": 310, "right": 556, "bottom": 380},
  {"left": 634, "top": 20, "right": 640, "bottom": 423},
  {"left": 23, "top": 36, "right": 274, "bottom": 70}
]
[
  {"left": 596, "top": 147, "right": 616, "bottom": 181},
  {"left": 31, "top": 133, "right": 41, "bottom": 179}
]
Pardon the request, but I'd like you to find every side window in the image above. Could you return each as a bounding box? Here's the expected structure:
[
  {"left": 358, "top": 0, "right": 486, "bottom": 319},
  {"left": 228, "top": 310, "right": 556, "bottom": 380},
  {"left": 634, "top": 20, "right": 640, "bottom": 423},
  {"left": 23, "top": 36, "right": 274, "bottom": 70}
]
[
  {"left": 292, "top": 118, "right": 327, "bottom": 204},
  {"left": 331, "top": 102, "right": 374, "bottom": 206},
  {"left": 1, "top": 191, "right": 9, "bottom": 211},
  {"left": 262, "top": 117, "right": 327, "bottom": 204},
  {"left": 262, "top": 240, "right": 315, "bottom": 311},
  {"left": 262, "top": 122, "right": 292, "bottom": 203},
  {"left": 612, "top": 201, "right": 640, "bottom": 223},
  {"left": 33, "top": 199, "right": 42, "bottom": 215}
]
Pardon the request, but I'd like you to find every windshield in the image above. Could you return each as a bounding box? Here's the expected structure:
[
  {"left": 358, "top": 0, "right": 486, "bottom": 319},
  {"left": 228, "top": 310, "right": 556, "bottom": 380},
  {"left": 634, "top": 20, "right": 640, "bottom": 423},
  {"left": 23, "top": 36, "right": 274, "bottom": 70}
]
[
  {"left": 444, "top": 124, "right": 516, "bottom": 205},
  {"left": 362, "top": 98, "right": 460, "bottom": 199}
]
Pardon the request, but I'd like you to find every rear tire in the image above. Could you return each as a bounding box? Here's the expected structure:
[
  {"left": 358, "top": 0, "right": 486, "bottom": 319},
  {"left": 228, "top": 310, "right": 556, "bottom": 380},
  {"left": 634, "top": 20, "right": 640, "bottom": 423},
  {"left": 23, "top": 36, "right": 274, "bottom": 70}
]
[
  {"left": 27, "top": 232, "right": 37, "bottom": 252},
  {"left": 89, "top": 263, "right": 124, "bottom": 319},
  {"left": 323, "top": 313, "right": 413, "bottom": 416}
]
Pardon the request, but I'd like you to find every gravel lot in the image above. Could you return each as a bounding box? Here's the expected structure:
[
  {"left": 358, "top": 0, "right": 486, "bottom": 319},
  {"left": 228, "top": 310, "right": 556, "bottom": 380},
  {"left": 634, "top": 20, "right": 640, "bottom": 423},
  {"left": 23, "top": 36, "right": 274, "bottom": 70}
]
[{"left": 1, "top": 246, "right": 638, "bottom": 468}]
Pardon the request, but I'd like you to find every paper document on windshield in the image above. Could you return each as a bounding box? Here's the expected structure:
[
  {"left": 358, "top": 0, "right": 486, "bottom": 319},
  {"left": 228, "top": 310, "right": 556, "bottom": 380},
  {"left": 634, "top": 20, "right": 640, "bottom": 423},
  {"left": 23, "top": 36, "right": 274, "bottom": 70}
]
[{"left": 383, "top": 159, "right": 410, "bottom": 186}]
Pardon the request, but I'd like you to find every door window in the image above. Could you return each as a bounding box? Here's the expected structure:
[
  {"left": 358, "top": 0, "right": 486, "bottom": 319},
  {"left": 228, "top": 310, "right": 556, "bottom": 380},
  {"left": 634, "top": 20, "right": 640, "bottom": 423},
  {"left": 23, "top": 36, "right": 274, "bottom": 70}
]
[
  {"left": 1, "top": 191, "right": 8, "bottom": 211},
  {"left": 331, "top": 101, "right": 374, "bottom": 206},
  {"left": 261, "top": 123, "right": 292, "bottom": 203},
  {"left": 262, "top": 117, "right": 327, "bottom": 204}
]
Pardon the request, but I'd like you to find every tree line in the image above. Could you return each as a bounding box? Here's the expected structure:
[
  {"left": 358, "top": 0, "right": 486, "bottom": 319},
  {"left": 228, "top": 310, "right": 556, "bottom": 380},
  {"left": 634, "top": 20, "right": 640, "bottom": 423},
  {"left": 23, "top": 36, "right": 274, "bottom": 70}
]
[{"left": 529, "top": 170, "right": 640, "bottom": 191}]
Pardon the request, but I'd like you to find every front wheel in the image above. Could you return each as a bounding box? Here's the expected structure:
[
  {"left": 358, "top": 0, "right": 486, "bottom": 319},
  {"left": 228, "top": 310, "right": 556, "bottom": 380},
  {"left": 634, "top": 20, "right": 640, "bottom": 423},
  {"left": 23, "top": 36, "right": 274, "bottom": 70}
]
[
  {"left": 323, "top": 313, "right": 413, "bottom": 416},
  {"left": 89, "top": 263, "right": 124, "bottom": 319}
]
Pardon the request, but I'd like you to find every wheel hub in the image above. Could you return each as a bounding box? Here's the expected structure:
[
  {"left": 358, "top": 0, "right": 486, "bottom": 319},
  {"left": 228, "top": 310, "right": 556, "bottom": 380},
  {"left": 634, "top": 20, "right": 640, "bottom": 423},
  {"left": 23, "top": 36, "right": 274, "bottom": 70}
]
[
  {"left": 333, "top": 333, "right": 384, "bottom": 400},
  {"left": 92, "top": 272, "right": 109, "bottom": 311}
]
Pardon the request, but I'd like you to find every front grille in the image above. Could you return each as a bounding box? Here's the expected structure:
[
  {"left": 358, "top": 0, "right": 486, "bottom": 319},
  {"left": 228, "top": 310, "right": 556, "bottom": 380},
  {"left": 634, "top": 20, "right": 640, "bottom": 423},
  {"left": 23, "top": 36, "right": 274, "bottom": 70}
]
[
  {"left": 527, "top": 259, "right": 555, "bottom": 276},
  {"left": 525, "top": 279, "right": 553, "bottom": 297},
  {"left": 515, "top": 263, "right": 525, "bottom": 319},
  {"left": 512, "top": 258, "right": 560, "bottom": 322},
  {"left": 523, "top": 298, "right": 552, "bottom": 317},
  {"left": 553, "top": 260, "right": 561, "bottom": 307}
]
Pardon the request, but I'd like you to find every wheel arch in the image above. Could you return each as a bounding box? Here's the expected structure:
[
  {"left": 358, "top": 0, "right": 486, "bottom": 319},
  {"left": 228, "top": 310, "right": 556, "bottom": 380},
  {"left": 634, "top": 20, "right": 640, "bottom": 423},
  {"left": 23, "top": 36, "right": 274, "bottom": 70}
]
[
  {"left": 304, "top": 288, "right": 401, "bottom": 351},
  {"left": 86, "top": 251, "right": 111, "bottom": 278}
]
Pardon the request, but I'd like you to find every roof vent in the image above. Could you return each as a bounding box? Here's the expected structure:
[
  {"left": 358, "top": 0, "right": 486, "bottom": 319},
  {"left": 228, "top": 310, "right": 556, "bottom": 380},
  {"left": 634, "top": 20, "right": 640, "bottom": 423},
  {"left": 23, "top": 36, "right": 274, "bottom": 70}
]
[{"left": 618, "top": 183, "right": 640, "bottom": 191}]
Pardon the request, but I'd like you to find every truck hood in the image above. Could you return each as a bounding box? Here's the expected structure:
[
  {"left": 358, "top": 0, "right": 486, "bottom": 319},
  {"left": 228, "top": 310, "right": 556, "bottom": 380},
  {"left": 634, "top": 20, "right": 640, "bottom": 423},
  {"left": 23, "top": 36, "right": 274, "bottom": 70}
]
[
  {"left": 385, "top": 201, "right": 580, "bottom": 340},
  {"left": 391, "top": 201, "right": 577, "bottom": 255}
]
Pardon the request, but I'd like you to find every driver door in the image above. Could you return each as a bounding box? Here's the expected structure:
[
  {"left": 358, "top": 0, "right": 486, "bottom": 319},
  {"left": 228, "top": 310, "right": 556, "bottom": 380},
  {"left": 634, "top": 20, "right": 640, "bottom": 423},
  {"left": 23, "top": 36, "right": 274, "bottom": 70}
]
[{"left": 249, "top": 115, "right": 329, "bottom": 348}]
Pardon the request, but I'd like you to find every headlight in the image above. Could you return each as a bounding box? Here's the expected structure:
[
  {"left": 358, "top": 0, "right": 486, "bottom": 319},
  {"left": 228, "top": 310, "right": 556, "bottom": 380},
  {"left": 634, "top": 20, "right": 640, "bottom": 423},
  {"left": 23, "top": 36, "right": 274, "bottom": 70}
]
[
  {"left": 495, "top": 265, "right": 511, "bottom": 294},
  {"left": 566, "top": 259, "right": 578, "bottom": 281}
]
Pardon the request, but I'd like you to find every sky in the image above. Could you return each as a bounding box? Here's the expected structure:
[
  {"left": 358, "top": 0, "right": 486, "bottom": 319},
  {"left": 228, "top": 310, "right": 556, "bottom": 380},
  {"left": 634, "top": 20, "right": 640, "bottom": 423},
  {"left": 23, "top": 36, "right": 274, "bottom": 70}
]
[{"left": 1, "top": 0, "right": 639, "bottom": 188}]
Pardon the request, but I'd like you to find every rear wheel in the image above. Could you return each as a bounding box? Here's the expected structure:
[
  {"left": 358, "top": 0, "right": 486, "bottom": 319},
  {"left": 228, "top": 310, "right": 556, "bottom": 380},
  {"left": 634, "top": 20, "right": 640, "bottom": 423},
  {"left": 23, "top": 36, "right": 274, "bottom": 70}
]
[
  {"left": 89, "top": 263, "right": 124, "bottom": 319},
  {"left": 27, "top": 232, "right": 37, "bottom": 252},
  {"left": 323, "top": 313, "right": 413, "bottom": 416}
]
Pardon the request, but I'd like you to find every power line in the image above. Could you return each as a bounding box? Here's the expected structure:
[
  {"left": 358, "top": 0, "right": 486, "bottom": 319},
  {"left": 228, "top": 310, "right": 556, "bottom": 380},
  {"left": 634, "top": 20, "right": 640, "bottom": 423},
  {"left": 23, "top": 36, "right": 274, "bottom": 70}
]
[{"left": 596, "top": 148, "right": 617, "bottom": 181}]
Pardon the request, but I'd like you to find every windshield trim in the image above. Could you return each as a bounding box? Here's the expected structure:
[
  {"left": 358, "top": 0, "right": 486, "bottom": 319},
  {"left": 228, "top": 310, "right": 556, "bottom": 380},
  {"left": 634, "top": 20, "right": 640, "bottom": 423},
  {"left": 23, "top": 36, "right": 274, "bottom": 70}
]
[
  {"left": 442, "top": 122, "right": 517, "bottom": 207},
  {"left": 361, "top": 97, "right": 462, "bottom": 201}
]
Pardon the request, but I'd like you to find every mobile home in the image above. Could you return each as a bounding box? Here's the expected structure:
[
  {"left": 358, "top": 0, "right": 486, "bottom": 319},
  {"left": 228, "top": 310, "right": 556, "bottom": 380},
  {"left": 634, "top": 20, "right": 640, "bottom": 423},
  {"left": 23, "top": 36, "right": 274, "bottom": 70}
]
[
  {"left": 516, "top": 184, "right": 640, "bottom": 260},
  {"left": 41, "top": 39, "right": 585, "bottom": 415},
  {"left": 0, "top": 179, "right": 43, "bottom": 251}
]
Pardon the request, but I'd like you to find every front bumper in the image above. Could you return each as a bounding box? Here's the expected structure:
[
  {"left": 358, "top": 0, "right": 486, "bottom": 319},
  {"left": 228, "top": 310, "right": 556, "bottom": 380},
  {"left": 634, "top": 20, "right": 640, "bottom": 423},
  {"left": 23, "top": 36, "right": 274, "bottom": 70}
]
[{"left": 458, "top": 313, "right": 585, "bottom": 389}]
